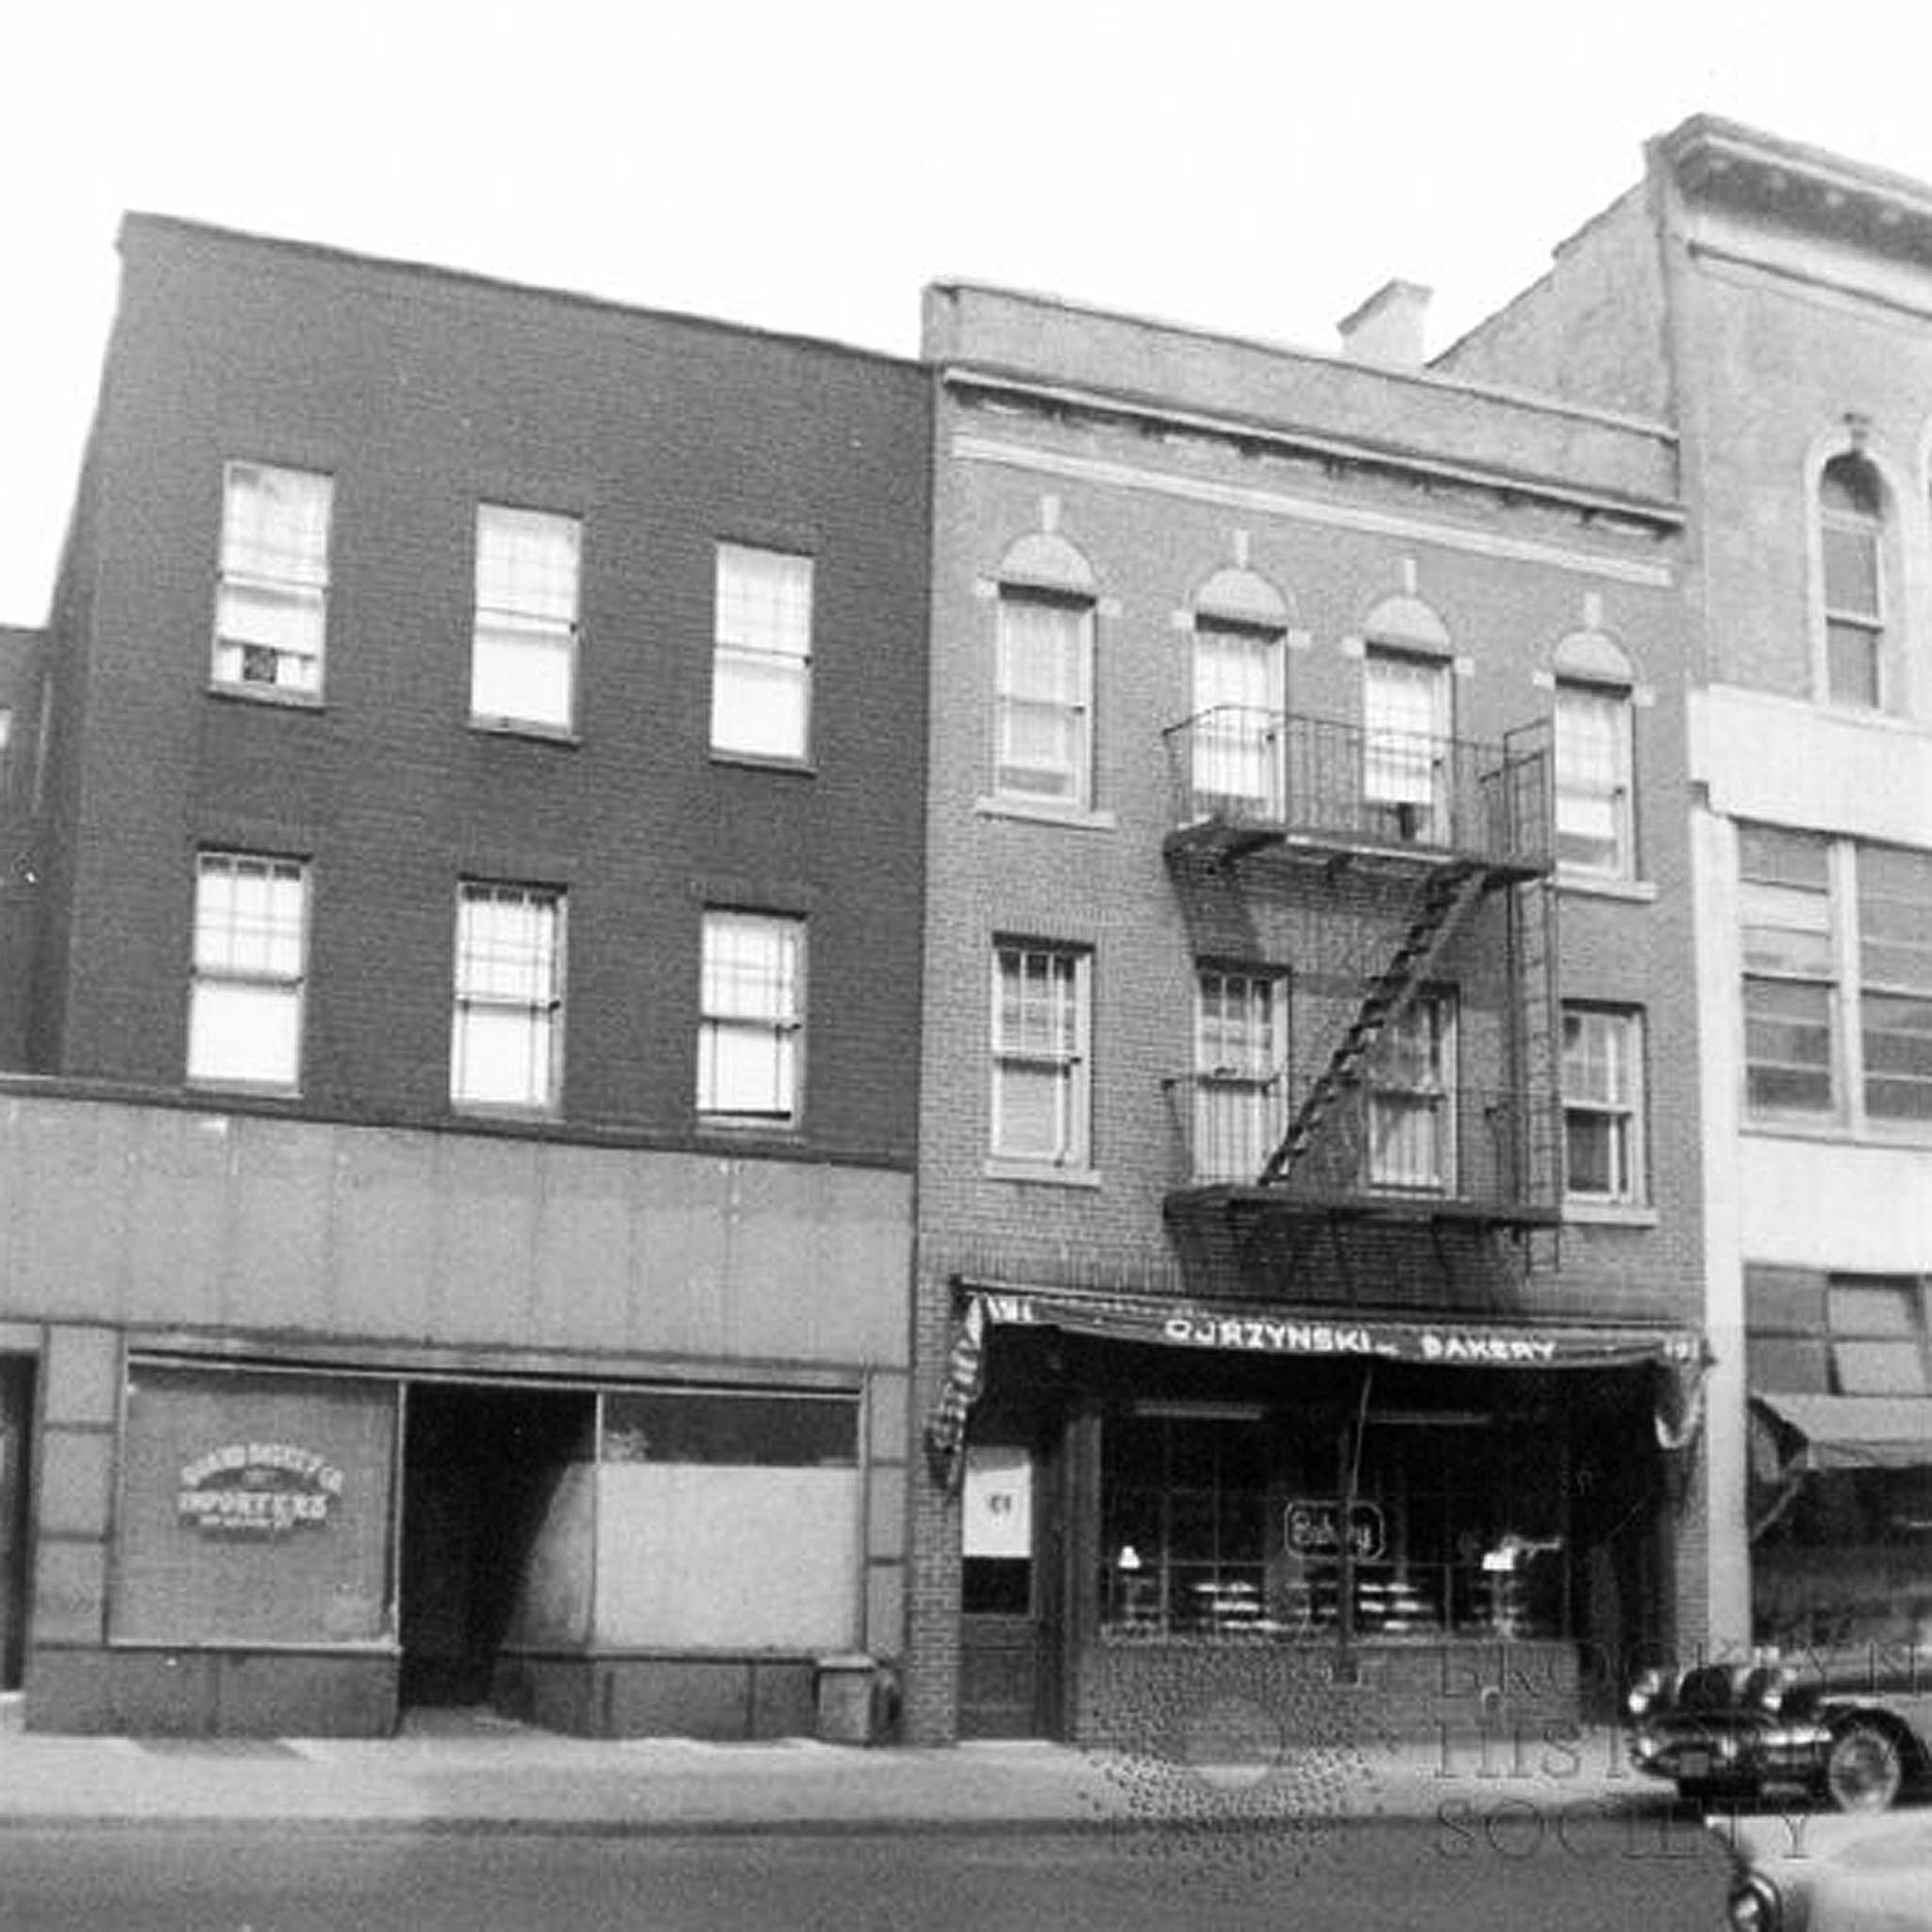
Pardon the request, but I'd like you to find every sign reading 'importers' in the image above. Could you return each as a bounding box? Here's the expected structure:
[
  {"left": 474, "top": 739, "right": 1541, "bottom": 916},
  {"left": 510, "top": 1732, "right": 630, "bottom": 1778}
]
[{"left": 177, "top": 1442, "right": 345, "bottom": 1538}]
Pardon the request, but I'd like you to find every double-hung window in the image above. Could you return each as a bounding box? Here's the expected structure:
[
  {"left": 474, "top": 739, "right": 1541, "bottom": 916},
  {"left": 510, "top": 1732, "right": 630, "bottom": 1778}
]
[
  {"left": 1819, "top": 453, "right": 1887, "bottom": 709},
  {"left": 451, "top": 883, "right": 564, "bottom": 1111},
  {"left": 1365, "top": 991, "right": 1455, "bottom": 1191},
  {"left": 213, "top": 462, "right": 333, "bottom": 697},
  {"left": 698, "top": 910, "right": 804, "bottom": 1125},
  {"left": 994, "top": 588, "right": 1093, "bottom": 808},
  {"left": 1857, "top": 844, "right": 1932, "bottom": 1124},
  {"left": 472, "top": 505, "right": 580, "bottom": 731},
  {"left": 711, "top": 545, "right": 813, "bottom": 761},
  {"left": 1562, "top": 1007, "right": 1645, "bottom": 1204},
  {"left": 1827, "top": 1277, "right": 1931, "bottom": 1396},
  {"left": 1363, "top": 648, "right": 1449, "bottom": 842},
  {"left": 1554, "top": 680, "right": 1634, "bottom": 877},
  {"left": 1192, "top": 970, "right": 1287, "bottom": 1183},
  {"left": 1740, "top": 827, "right": 1837, "bottom": 1117},
  {"left": 188, "top": 853, "right": 308, "bottom": 1090},
  {"left": 991, "top": 942, "right": 1091, "bottom": 1166},
  {"left": 1191, "top": 616, "right": 1285, "bottom": 821}
]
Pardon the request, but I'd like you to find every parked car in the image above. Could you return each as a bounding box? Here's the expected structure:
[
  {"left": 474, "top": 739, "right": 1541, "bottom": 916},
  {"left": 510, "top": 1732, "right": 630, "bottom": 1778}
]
[
  {"left": 1628, "top": 1655, "right": 1932, "bottom": 1811},
  {"left": 1716, "top": 1807, "right": 1932, "bottom": 1931}
]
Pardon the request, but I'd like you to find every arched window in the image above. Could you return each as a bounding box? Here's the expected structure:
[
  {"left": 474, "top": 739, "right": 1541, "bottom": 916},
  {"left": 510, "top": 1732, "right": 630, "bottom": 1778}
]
[
  {"left": 1552, "top": 630, "right": 1636, "bottom": 879},
  {"left": 991, "top": 533, "right": 1097, "bottom": 809},
  {"left": 1360, "top": 596, "right": 1452, "bottom": 843},
  {"left": 1189, "top": 567, "right": 1289, "bottom": 820},
  {"left": 1819, "top": 451, "right": 1888, "bottom": 709}
]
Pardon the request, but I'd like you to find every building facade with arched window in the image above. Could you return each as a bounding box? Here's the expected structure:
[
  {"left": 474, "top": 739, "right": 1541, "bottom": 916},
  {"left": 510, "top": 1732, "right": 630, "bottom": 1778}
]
[
  {"left": 1445, "top": 114, "right": 1932, "bottom": 1674},
  {"left": 908, "top": 280, "right": 1703, "bottom": 1747}
]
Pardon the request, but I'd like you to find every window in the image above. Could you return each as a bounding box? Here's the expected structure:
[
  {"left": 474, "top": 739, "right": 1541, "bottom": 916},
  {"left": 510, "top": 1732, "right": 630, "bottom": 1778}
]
[
  {"left": 1857, "top": 844, "right": 1932, "bottom": 1124},
  {"left": 1554, "top": 680, "right": 1634, "bottom": 876},
  {"left": 451, "top": 883, "right": 564, "bottom": 1110},
  {"left": 1827, "top": 1277, "right": 1930, "bottom": 1396},
  {"left": 213, "top": 462, "right": 332, "bottom": 697},
  {"left": 1562, "top": 1008, "right": 1645, "bottom": 1203},
  {"left": 1191, "top": 615, "right": 1285, "bottom": 819},
  {"left": 472, "top": 505, "right": 580, "bottom": 730},
  {"left": 0, "top": 707, "right": 11, "bottom": 805},
  {"left": 991, "top": 942, "right": 1091, "bottom": 1165},
  {"left": 1365, "top": 991, "right": 1455, "bottom": 1191},
  {"left": 994, "top": 588, "right": 1093, "bottom": 807},
  {"left": 1363, "top": 648, "right": 1449, "bottom": 841},
  {"left": 698, "top": 910, "right": 804, "bottom": 1124},
  {"left": 712, "top": 544, "right": 813, "bottom": 760},
  {"left": 187, "top": 853, "right": 308, "bottom": 1089},
  {"left": 1740, "top": 826, "right": 1837, "bottom": 1116},
  {"left": 1818, "top": 452, "right": 1887, "bottom": 709},
  {"left": 599, "top": 1386, "right": 859, "bottom": 1650},
  {"left": 1192, "top": 969, "right": 1287, "bottom": 1182}
]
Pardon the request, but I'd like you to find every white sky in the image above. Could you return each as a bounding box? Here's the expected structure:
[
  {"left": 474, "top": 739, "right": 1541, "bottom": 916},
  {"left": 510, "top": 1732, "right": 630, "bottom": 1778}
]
[{"left": 6, "top": 0, "right": 1932, "bottom": 627}]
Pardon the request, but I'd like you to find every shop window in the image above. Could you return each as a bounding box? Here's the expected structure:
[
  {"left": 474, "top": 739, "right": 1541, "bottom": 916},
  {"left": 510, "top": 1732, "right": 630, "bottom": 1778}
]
[
  {"left": 961, "top": 1444, "right": 1034, "bottom": 1615},
  {"left": 1828, "top": 1276, "right": 1931, "bottom": 1396},
  {"left": 213, "top": 460, "right": 332, "bottom": 698},
  {"left": 991, "top": 941, "right": 1091, "bottom": 1167},
  {"left": 110, "top": 1362, "right": 397, "bottom": 1645},
  {"left": 1562, "top": 1007, "right": 1646, "bottom": 1204},
  {"left": 596, "top": 1387, "right": 859, "bottom": 1650},
  {"left": 712, "top": 543, "right": 813, "bottom": 761},
  {"left": 451, "top": 881, "right": 564, "bottom": 1111},
  {"left": 471, "top": 504, "right": 580, "bottom": 732},
  {"left": 1191, "top": 968, "right": 1288, "bottom": 1183},
  {"left": 187, "top": 851, "right": 308, "bottom": 1091},
  {"left": 1365, "top": 991, "right": 1456, "bottom": 1191},
  {"left": 697, "top": 908, "right": 805, "bottom": 1126},
  {"left": 1740, "top": 825, "right": 1837, "bottom": 1118}
]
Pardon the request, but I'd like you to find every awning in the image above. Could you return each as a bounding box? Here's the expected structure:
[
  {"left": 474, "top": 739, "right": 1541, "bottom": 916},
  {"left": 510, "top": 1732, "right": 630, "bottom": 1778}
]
[
  {"left": 956, "top": 1282, "right": 1704, "bottom": 1371},
  {"left": 922, "top": 1280, "right": 1706, "bottom": 1490},
  {"left": 1751, "top": 1391, "right": 1932, "bottom": 1472}
]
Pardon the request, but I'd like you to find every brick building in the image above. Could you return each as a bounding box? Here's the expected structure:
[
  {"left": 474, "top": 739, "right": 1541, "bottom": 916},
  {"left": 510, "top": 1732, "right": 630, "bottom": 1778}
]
[
  {"left": 0, "top": 217, "right": 932, "bottom": 1736},
  {"left": 1444, "top": 117, "right": 1932, "bottom": 1667},
  {"left": 905, "top": 281, "right": 1705, "bottom": 1744}
]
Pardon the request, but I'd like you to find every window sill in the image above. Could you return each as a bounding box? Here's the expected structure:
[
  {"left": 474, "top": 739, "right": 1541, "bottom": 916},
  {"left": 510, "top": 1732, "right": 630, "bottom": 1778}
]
[
  {"left": 470, "top": 716, "right": 582, "bottom": 747},
  {"left": 711, "top": 750, "right": 816, "bottom": 776},
  {"left": 1744, "top": 1115, "right": 1932, "bottom": 1150},
  {"left": 697, "top": 1116, "right": 803, "bottom": 1141},
  {"left": 983, "top": 1158, "right": 1102, "bottom": 1190},
  {"left": 207, "top": 682, "right": 324, "bottom": 712},
  {"left": 450, "top": 1100, "right": 562, "bottom": 1124},
  {"left": 1564, "top": 1200, "right": 1659, "bottom": 1227},
  {"left": 974, "top": 796, "right": 1118, "bottom": 833},
  {"left": 1557, "top": 869, "right": 1657, "bottom": 904}
]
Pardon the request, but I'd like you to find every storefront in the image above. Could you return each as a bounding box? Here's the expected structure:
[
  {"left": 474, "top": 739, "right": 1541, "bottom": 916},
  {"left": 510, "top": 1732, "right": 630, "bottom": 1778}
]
[
  {"left": 931, "top": 1287, "right": 1705, "bottom": 1741},
  {"left": 78, "top": 1353, "right": 874, "bottom": 1738}
]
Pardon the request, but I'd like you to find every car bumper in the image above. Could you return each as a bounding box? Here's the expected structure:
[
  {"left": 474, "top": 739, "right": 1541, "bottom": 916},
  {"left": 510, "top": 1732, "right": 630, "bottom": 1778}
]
[{"left": 1629, "top": 1718, "right": 1832, "bottom": 1789}]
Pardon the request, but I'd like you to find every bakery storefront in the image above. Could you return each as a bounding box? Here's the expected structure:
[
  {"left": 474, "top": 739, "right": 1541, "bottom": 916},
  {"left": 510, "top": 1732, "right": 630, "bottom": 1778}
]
[{"left": 930, "top": 1288, "right": 1705, "bottom": 1741}]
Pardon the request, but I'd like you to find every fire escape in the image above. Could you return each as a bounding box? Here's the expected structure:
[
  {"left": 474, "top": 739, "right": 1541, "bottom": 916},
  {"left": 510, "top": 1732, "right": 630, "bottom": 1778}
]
[{"left": 1160, "top": 706, "right": 1559, "bottom": 1311}]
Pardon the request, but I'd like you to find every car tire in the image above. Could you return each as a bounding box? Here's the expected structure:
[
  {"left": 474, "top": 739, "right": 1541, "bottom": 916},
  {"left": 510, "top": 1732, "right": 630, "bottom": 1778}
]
[{"left": 1824, "top": 1721, "right": 1906, "bottom": 1813}]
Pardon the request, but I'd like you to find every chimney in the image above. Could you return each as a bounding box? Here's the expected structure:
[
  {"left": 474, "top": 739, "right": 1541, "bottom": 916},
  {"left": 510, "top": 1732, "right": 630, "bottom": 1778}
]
[{"left": 1337, "top": 279, "right": 1433, "bottom": 368}]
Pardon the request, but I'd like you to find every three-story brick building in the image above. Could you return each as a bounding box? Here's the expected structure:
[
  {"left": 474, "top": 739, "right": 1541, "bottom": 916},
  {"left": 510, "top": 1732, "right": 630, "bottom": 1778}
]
[{"left": 0, "top": 216, "right": 932, "bottom": 1737}]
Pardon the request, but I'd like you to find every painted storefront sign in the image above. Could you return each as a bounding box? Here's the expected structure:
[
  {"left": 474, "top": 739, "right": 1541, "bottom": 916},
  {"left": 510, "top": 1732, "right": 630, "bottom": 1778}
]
[{"left": 177, "top": 1441, "right": 345, "bottom": 1538}]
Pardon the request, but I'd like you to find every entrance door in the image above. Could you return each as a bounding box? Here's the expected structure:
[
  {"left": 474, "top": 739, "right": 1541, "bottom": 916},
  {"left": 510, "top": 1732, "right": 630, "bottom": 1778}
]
[
  {"left": 399, "top": 1383, "right": 593, "bottom": 1709},
  {"left": 958, "top": 1438, "right": 1063, "bottom": 1737}
]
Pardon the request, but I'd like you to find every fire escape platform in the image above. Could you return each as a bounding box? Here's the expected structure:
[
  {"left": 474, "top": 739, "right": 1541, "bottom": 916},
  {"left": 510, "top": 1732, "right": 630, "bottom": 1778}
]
[
  {"left": 1162, "top": 820, "right": 1551, "bottom": 888},
  {"left": 1164, "top": 1184, "right": 1563, "bottom": 1233}
]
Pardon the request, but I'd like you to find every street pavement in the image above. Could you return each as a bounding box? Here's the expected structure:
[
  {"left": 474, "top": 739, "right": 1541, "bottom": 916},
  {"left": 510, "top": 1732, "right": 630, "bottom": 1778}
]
[{"left": 0, "top": 1704, "right": 1678, "bottom": 1837}]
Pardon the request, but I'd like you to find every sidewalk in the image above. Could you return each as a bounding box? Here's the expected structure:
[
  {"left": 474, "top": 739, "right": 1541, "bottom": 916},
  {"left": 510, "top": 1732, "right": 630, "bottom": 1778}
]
[{"left": 0, "top": 1708, "right": 1675, "bottom": 1836}]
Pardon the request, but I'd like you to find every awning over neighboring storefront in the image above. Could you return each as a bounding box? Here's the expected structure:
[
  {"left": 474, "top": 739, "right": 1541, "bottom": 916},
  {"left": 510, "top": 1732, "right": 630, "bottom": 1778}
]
[
  {"left": 924, "top": 1280, "right": 1707, "bottom": 1489},
  {"left": 1752, "top": 1391, "right": 1932, "bottom": 1472}
]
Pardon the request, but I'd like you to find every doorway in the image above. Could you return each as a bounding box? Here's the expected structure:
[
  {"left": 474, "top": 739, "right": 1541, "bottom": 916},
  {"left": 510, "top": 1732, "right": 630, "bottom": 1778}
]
[
  {"left": 399, "top": 1382, "right": 594, "bottom": 1709},
  {"left": 0, "top": 1357, "right": 33, "bottom": 1690}
]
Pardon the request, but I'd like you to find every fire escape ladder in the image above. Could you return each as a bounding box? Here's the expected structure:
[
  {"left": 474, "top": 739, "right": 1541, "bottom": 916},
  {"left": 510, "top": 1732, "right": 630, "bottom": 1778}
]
[{"left": 1258, "top": 861, "right": 1488, "bottom": 1187}]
